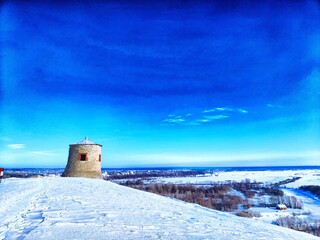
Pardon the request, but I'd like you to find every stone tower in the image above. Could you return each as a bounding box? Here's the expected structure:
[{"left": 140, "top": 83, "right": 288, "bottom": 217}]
[{"left": 62, "top": 137, "right": 103, "bottom": 179}]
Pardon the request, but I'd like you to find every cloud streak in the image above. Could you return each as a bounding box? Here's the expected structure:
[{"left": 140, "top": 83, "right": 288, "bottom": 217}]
[
  {"left": 7, "top": 144, "right": 26, "bottom": 149},
  {"left": 204, "top": 115, "right": 229, "bottom": 120},
  {"left": 163, "top": 118, "right": 185, "bottom": 123},
  {"left": 164, "top": 107, "right": 246, "bottom": 125},
  {"left": 237, "top": 109, "right": 248, "bottom": 113},
  {"left": 204, "top": 107, "right": 248, "bottom": 113},
  {"left": 266, "top": 104, "right": 282, "bottom": 108}
]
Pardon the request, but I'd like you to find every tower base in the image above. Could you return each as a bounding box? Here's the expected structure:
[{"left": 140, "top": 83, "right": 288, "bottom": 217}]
[{"left": 62, "top": 170, "right": 103, "bottom": 179}]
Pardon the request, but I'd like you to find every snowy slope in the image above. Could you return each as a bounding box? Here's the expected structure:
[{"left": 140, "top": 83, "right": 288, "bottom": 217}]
[{"left": 0, "top": 178, "right": 318, "bottom": 240}]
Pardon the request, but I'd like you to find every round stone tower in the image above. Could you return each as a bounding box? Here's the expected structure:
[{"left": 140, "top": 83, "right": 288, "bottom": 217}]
[{"left": 62, "top": 137, "right": 103, "bottom": 179}]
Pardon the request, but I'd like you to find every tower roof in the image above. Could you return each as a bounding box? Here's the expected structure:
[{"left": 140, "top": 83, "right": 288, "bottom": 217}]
[{"left": 70, "top": 136, "right": 102, "bottom": 146}]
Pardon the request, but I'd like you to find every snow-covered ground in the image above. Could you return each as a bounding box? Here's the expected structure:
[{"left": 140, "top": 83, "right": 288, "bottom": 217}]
[
  {"left": 282, "top": 188, "right": 320, "bottom": 219},
  {"left": 286, "top": 172, "right": 320, "bottom": 188},
  {"left": 0, "top": 177, "right": 318, "bottom": 240},
  {"left": 114, "top": 169, "right": 320, "bottom": 232},
  {"left": 152, "top": 170, "right": 320, "bottom": 186},
  {"left": 246, "top": 207, "right": 311, "bottom": 224}
]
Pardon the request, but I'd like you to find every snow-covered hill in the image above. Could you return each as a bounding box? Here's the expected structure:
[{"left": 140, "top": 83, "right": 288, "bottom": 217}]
[{"left": 0, "top": 178, "right": 318, "bottom": 240}]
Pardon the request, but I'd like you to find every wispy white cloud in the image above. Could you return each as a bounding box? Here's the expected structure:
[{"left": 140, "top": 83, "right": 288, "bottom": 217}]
[
  {"left": 237, "top": 108, "right": 248, "bottom": 113},
  {"left": 167, "top": 114, "right": 183, "bottom": 118},
  {"left": 7, "top": 144, "right": 26, "bottom": 149},
  {"left": 266, "top": 104, "right": 282, "bottom": 108},
  {"left": 163, "top": 118, "right": 185, "bottom": 123},
  {"left": 216, "top": 107, "right": 233, "bottom": 111},
  {"left": 203, "top": 107, "right": 234, "bottom": 113},
  {"left": 203, "top": 109, "right": 215, "bottom": 113},
  {"left": 196, "top": 119, "right": 211, "bottom": 122},
  {"left": 204, "top": 115, "right": 229, "bottom": 120},
  {"left": 164, "top": 106, "right": 247, "bottom": 125}
]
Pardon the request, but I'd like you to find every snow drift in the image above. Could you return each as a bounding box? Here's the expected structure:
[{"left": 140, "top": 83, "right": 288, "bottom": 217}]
[{"left": 0, "top": 178, "right": 317, "bottom": 240}]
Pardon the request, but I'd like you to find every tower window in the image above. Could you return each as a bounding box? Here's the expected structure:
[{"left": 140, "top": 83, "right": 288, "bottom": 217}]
[
  {"left": 99, "top": 154, "right": 101, "bottom": 162},
  {"left": 78, "top": 153, "right": 88, "bottom": 161}
]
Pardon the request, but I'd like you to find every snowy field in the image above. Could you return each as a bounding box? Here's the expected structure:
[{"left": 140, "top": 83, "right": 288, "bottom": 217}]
[
  {"left": 245, "top": 207, "right": 308, "bottom": 224},
  {"left": 282, "top": 188, "right": 320, "bottom": 219},
  {"left": 114, "top": 169, "right": 320, "bottom": 231},
  {"left": 152, "top": 169, "right": 320, "bottom": 187},
  {"left": 0, "top": 177, "right": 318, "bottom": 240}
]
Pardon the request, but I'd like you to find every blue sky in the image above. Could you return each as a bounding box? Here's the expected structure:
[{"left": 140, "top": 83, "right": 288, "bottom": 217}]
[{"left": 1, "top": 0, "right": 320, "bottom": 168}]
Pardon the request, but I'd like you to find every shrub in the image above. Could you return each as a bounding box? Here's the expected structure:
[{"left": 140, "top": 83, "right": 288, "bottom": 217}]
[
  {"left": 250, "top": 211, "right": 262, "bottom": 218},
  {"left": 236, "top": 210, "right": 261, "bottom": 218},
  {"left": 236, "top": 211, "right": 251, "bottom": 218}
]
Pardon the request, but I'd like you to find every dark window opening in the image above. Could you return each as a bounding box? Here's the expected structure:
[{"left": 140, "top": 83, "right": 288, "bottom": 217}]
[
  {"left": 80, "top": 154, "right": 86, "bottom": 161},
  {"left": 99, "top": 154, "right": 101, "bottom": 162}
]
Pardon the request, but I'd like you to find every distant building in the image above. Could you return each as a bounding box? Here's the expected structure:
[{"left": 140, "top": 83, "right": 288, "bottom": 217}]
[
  {"left": 276, "top": 204, "right": 287, "bottom": 210},
  {"left": 62, "top": 137, "right": 103, "bottom": 179},
  {"left": 0, "top": 168, "right": 4, "bottom": 183}
]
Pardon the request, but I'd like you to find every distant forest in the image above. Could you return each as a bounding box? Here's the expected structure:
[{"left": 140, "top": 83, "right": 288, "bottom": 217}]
[{"left": 300, "top": 185, "right": 320, "bottom": 198}]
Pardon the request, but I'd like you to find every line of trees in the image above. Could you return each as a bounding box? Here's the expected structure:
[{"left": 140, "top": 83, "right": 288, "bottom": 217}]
[
  {"left": 273, "top": 177, "right": 301, "bottom": 187},
  {"left": 300, "top": 185, "right": 320, "bottom": 198},
  {"left": 106, "top": 170, "right": 204, "bottom": 180},
  {"left": 276, "top": 216, "right": 320, "bottom": 236},
  {"left": 3, "top": 172, "right": 37, "bottom": 178},
  {"left": 121, "top": 179, "right": 303, "bottom": 212},
  {"left": 123, "top": 180, "right": 242, "bottom": 211}
]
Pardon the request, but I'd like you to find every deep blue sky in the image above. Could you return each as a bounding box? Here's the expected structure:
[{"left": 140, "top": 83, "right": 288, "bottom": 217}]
[{"left": 1, "top": 0, "right": 319, "bottom": 168}]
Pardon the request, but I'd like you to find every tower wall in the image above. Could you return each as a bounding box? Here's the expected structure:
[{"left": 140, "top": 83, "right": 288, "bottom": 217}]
[{"left": 62, "top": 144, "right": 103, "bottom": 179}]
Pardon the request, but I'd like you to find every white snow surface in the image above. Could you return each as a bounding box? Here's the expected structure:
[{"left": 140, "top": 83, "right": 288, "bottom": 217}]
[
  {"left": 282, "top": 188, "right": 320, "bottom": 219},
  {"left": 154, "top": 170, "right": 320, "bottom": 187},
  {"left": 0, "top": 177, "right": 318, "bottom": 240}
]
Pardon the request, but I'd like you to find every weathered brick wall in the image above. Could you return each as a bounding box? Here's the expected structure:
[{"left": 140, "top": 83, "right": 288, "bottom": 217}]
[{"left": 62, "top": 144, "right": 103, "bottom": 179}]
